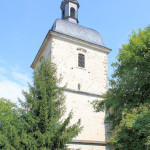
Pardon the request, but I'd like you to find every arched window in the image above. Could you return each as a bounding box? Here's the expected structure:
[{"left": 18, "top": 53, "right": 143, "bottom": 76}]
[
  {"left": 70, "top": 7, "right": 75, "bottom": 18},
  {"left": 78, "top": 54, "right": 85, "bottom": 68},
  {"left": 62, "top": 10, "right": 65, "bottom": 18}
]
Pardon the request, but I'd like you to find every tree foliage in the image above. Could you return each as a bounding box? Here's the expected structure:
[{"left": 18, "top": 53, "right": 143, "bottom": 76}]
[
  {"left": 21, "top": 60, "right": 81, "bottom": 150},
  {"left": 0, "top": 98, "right": 24, "bottom": 150},
  {"left": 109, "top": 104, "right": 150, "bottom": 150},
  {"left": 0, "top": 60, "right": 81, "bottom": 150},
  {"left": 93, "top": 25, "right": 150, "bottom": 149}
]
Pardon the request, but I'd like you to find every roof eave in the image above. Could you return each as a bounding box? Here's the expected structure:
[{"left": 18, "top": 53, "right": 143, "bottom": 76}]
[
  {"left": 31, "top": 30, "right": 112, "bottom": 69},
  {"left": 50, "top": 30, "right": 112, "bottom": 53}
]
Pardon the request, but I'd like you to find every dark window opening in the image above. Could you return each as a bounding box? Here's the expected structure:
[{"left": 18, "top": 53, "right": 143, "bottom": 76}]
[
  {"left": 62, "top": 10, "right": 65, "bottom": 18},
  {"left": 78, "top": 54, "right": 85, "bottom": 68},
  {"left": 78, "top": 84, "right": 81, "bottom": 90},
  {"left": 70, "top": 7, "right": 75, "bottom": 18}
]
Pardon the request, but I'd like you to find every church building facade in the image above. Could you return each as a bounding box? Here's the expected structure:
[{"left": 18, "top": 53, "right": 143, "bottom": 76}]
[{"left": 31, "top": 0, "right": 111, "bottom": 149}]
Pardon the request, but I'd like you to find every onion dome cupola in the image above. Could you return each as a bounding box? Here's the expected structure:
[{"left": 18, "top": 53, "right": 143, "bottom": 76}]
[{"left": 61, "top": 0, "right": 80, "bottom": 24}]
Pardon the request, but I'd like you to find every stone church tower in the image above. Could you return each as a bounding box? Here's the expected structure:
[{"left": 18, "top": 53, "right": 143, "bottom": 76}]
[{"left": 31, "top": 0, "right": 111, "bottom": 149}]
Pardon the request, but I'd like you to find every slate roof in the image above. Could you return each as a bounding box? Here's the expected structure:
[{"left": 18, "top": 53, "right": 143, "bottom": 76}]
[{"left": 51, "top": 19, "right": 104, "bottom": 46}]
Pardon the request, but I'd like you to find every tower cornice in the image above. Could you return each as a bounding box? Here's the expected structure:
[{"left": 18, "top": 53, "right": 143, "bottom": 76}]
[
  {"left": 30, "top": 30, "right": 111, "bottom": 69},
  {"left": 50, "top": 31, "right": 111, "bottom": 53}
]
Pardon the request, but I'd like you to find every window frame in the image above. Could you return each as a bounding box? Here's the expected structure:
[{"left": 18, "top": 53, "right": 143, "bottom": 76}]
[{"left": 78, "top": 53, "right": 85, "bottom": 68}]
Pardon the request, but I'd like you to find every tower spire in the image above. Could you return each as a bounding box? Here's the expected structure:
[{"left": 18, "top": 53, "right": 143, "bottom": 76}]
[{"left": 61, "top": 0, "right": 80, "bottom": 24}]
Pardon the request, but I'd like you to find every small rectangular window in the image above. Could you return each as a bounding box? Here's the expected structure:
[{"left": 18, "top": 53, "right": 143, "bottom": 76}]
[
  {"left": 78, "top": 83, "right": 81, "bottom": 90},
  {"left": 78, "top": 54, "right": 85, "bottom": 68}
]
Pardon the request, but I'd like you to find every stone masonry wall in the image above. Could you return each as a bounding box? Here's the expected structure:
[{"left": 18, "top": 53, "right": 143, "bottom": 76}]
[
  {"left": 34, "top": 35, "right": 109, "bottom": 150},
  {"left": 51, "top": 36, "right": 108, "bottom": 95}
]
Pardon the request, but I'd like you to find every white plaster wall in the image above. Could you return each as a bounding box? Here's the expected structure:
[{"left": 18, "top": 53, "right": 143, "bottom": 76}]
[
  {"left": 64, "top": 91, "right": 106, "bottom": 142},
  {"left": 51, "top": 36, "right": 108, "bottom": 95},
  {"left": 67, "top": 144, "right": 106, "bottom": 150}
]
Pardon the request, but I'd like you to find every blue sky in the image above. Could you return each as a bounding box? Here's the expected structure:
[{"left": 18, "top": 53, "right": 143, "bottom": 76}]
[{"left": 0, "top": 0, "right": 150, "bottom": 103}]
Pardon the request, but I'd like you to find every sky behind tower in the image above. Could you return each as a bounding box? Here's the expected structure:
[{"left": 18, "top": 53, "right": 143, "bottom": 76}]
[{"left": 0, "top": 0, "right": 150, "bottom": 103}]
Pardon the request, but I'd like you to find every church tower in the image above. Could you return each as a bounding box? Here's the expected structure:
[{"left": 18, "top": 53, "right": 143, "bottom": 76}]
[{"left": 31, "top": 0, "right": 111, "bottom": 150}]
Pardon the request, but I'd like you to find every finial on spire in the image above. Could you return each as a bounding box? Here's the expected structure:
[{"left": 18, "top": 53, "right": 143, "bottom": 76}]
[{"left": 60, "top": 0, "right": 80, "bottom": 24}]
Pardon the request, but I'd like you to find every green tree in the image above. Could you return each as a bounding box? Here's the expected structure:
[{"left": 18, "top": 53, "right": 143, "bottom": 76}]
[
  {"left": 109, "top": 104, "right": 150, "bottom": 150},
  {"left": 93, "top": 25, "right": 150, "bottom": 149},
  {"left": 20, "top": 59, "right": 81, "bottom": 150},
  {"left": 0, "top": 98, "right": 24, "bottom": 150}
]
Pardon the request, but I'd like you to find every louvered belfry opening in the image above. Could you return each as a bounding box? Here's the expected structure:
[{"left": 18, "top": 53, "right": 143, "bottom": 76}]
[
  {"left": 78, "top": 54, "right": 85, "bottom": 68},
  {"left": 70, "top": 7, "right": 75, "bottom": 18},
  {"left": 62, "top": 10, "right": 65, "bottom": 18}
]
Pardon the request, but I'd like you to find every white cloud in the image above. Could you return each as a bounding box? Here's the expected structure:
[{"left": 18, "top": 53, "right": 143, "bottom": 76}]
[
  {"left": 0, "top": 79, "right": 27, "bottom": 104},
  {"left": 0, "top": 63, "right": 31, "bottom": 105},
  {"left": 12, "top": 71, "right": 31, "bottom": 85}
]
